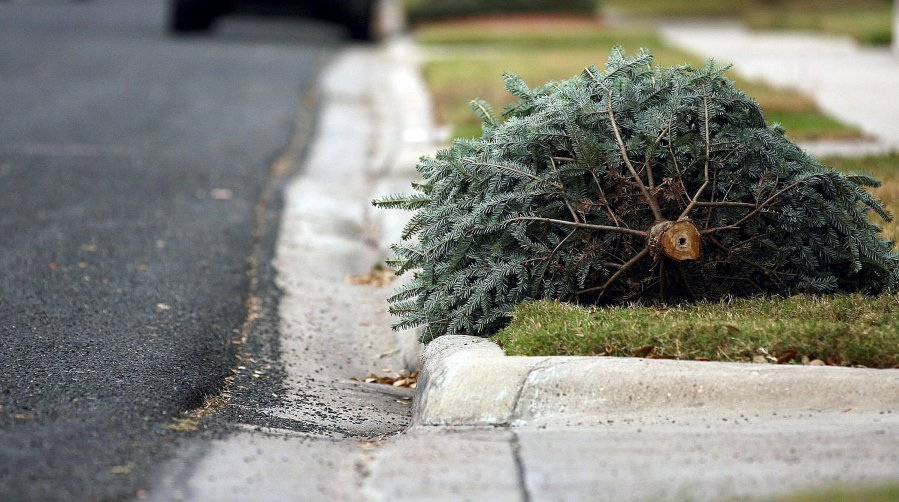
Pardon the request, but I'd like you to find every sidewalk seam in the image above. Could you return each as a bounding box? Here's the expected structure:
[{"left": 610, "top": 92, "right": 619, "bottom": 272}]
[{"left": 510, "top": 430, "right": 532, "bottom": 502}]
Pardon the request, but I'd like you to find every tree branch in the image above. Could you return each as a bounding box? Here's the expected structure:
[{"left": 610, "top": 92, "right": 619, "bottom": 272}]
[
  {"left": 679, "top": 95, "right": 711, "bottom": 219},
  {"left": 507, "top": 216, "right": 648, "bottom": 237},
  {"left": 576, "top": 247, "right": 651, "bottom": 298},
  {"left": 702, "top": 180, "right": 803, "bottom": 235},
  {"left": 606, "top": 103, "right": 664, "bottom": 222}
]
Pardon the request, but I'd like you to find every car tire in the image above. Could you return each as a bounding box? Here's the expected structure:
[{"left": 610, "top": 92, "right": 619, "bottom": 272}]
[
  {"left": 344, "top": 0, "right": 378, "bottom": 41},
  {"left": 169, "top": 0, "right": 218, "bottom": 33}
]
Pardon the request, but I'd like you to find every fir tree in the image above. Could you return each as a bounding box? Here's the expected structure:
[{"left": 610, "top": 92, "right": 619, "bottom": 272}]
[{"left": 374, "top": 48, "right": 899, "bottom": 342}]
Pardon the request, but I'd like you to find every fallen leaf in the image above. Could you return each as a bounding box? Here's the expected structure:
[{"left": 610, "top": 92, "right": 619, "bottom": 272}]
[
  {"left": 776, "top": 348, "right": 798, "bottom": 364},
  {"left": 752, "top": 355, "right": 768, "bottom": 364},
  {"left": 80, "top": 244, "right": 97, "bottom": 253},
  {"left": 826, "top": 355, "right": 843, "bottom": 366},
  {"left": 632, "top": 345, "right": 654, "bottom": 358},
  {"left": 167, "top": 418, "right": 199, "bottom": 432},
  {"left": 346, "top": 266, "right": 396, "bottom": 288},
  {"left": 210, "top": 188, "right": 233, "bottom": 200},
  {"left": 109, "top": 464, "right": 133, "bottom": 475},
  {"left": 156, "top": 303, "right": 171, "bottom": 312},
  {"left": 809, "top": 359, "right": 826, "bottom": 366},
  {"left": 357, "top": 371, "right": 419, "bottom": 388}
]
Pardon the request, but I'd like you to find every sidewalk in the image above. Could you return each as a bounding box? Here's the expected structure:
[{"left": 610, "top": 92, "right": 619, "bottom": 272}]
[{"left": 660, "top": 21, "right": 899, "bottom": 156}]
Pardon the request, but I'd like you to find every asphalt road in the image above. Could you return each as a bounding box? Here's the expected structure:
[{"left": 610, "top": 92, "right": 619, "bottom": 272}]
[{"left": 0, "top": 1, "right": 342, "bottom": 499}]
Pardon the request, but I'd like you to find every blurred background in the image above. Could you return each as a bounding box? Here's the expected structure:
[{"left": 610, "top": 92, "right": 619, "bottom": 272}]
[{"left": 401, "top": 0, "right": 894, "bottom": 139}]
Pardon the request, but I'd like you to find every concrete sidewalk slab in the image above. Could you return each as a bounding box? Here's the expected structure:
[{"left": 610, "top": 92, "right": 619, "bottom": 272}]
[
  {"left": 659, "top": 21, "right": 899, "bottom": 153},
  {"left": 414, "top": 336, "right": 899, "bottom": 427}
]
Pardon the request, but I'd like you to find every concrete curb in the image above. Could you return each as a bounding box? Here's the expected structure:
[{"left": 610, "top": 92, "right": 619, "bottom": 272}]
[{"left": 412, "top": 336, "right": 899, "bottom": 427}]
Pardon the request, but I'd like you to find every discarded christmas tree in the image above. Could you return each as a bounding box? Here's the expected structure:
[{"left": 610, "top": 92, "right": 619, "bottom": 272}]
[{"left": 374, "top": 48, "right": 899, "bottom": 342}]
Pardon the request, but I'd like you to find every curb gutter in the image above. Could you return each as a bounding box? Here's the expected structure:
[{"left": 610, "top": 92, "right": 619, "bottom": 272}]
[{"left": 413, "top": 336, "right": 899, "bottom": 427}]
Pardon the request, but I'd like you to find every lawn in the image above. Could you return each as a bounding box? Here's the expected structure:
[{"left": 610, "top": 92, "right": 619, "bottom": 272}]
[
  {"left": 602, "top": 0, "right": 893, "bottom": 46},
  {"left": 774, "top": 483, "right": 899, "bottom": 502},
  {"left": 493, "top": 295, "right": 899, "bottom": 368},
  {"left": 417, "top": 17, "right": 861, "bottom": 141}
]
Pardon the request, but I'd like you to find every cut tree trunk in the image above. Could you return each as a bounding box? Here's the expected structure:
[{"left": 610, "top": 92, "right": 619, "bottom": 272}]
[{"left": 648, "top": 219, "right": 701, "bottom": 261}]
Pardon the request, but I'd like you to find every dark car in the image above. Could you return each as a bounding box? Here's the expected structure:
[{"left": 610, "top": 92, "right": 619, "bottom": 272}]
[{"left": 169, "top": 0, "right": 381, "bottom": 40}]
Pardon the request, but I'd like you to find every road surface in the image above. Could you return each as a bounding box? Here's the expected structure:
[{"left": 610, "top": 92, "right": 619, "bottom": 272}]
[{"left": 0, "top": 1, "right": 342, "bottom": 499}]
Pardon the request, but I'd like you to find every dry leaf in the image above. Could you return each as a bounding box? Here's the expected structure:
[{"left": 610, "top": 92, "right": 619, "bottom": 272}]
[
  {"left": 355, "top": 371, "right": 419, "bottom": 389},
  {"left": 776, "top": 348, "right": 798, "bottom": 364},
  {"left": 210, "top": 188, "right": 233, "bottom": 200},
  {"left": 633, "top": 345, "right": 654, "bottom": 358},
  {"left": 110, "top": 464, "right": 133, "bottom": 475},
  {"left": 826, "top": 355, "right": 843, "bottom": 366},
  {"left": 346, "top": 267, "right": 396, "bottom": 287}
]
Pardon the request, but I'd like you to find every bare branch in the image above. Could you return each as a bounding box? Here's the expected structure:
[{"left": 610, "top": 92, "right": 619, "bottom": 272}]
[
  {"left": 707, "top": 235, "right": 791, "bottom": 289},
  {"left": 679, "top": 95, "right": 711, "bottom": 219},
  {"left": 702, "top": 180, "right": 803, "bottom": 235},
  {"left": 576, "top": 247, "right": 651, "bottom": 298},
  {"left": 606, "top": 103, "right": 664, "bottom": 222},
  {"left": 589, "top": 169, "right": 625, "bottom": 228},
  {"left": 536, "top": 229, "right": 578, "bottom": 283},
  {"left": 693, "top": 201, "right": 757, "bottom": 209},
  {"left": 549, "top": 156, "right": 582, "bottom": 223},
  {"left": 507, "top": 216, "right": 648, "bottom": 237},
  {"left": 666, "top": 115, "right": 691, "bottom": 206}
]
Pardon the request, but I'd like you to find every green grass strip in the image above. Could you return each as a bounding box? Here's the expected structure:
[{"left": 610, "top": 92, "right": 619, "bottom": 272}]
[{"left": 493, "top": 295, "right": 899, "bottom": 368}]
